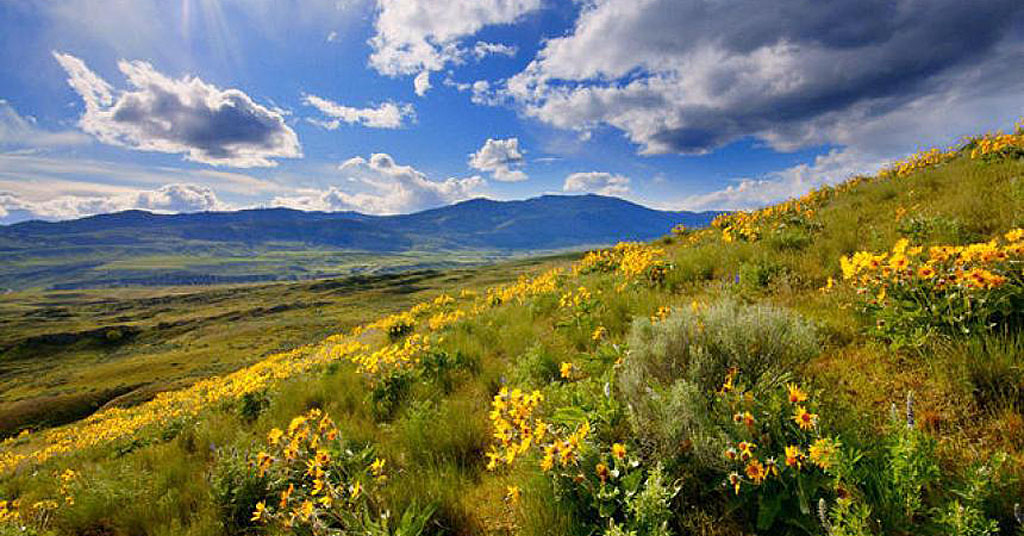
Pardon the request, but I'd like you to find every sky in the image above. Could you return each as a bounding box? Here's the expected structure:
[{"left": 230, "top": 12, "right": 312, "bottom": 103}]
[{"left": 0, "top": 0, "right": 1022, "bottom": 224}]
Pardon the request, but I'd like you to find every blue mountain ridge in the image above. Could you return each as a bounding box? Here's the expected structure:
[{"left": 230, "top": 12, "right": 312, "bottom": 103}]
[{"left": 0, "top": 194, "right": 722, "bottom": 253}]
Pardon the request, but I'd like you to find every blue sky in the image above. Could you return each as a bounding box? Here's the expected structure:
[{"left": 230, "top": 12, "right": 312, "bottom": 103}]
[{"left": 0, "top": 0, "right": 1022, "bottom": 224}]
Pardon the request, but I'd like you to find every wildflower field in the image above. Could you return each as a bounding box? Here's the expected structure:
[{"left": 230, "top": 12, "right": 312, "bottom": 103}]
[{"left": 1, "top": 123, "right": 1024, "bottom": 535}]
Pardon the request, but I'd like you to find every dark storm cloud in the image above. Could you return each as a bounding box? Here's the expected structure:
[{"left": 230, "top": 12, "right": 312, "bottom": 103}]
[{"left": 503, "top": 0, "right": 1024, "bottom": 154}]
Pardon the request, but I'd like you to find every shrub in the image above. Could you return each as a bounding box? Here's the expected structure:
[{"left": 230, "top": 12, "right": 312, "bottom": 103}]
[
  {"left": 511, "top": 345, "right": 561, "bottom": 389},
  {"left": 370, "top": 370, "right": 415, "bottom": 422},
  {"left": 211, "top": 447, "right": 270, "bottom": 535},
  {"left": 614, "top": 301, "right": 815, "bottom": 489},
  {"left": 738, "top": 259, "right": 788, "bottom": 291},
  {"left": 238, "top": 390, "right": 270, "bottom": 423},
  {"left": 767, "top": 228, "right": 812, "bottom": 252},
  {"left": 621, "top": 300, "right": 818, "bottom": 412},
  {"left": 418, "top": 349, "right": 476, "bottom": 395}
]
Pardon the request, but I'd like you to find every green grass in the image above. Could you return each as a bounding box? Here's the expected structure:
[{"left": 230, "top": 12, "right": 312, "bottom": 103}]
[{"left": 1, "top": 152, "right": 1023, "bottom": 535}]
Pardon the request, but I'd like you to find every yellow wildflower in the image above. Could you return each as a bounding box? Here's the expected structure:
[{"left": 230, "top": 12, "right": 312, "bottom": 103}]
[
  {"left": 251, "top": 501, "right": 267, "bottom": 522},
  {"left": 745, "top": 459, "right": 766, "bottom": 484},
  {"left": 505, "top": 485, "right": 521, "bottom": 505},
  {"left": 792, "top": 406, "right": 817, "bottom": 430},
  {"left": 786, "top": 383, "right": 808, "bottom": 404}
]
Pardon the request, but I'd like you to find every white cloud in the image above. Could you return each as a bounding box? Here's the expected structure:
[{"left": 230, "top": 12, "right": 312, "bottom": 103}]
[
  {"left": 413, "top": 71, "right": 432, "bottom": 97},
  {"left": 0, "top": 183, "right": 224, "bottom": 223},
  {"left": 679, "top": 149, "right": 881, "bottom": 211},
  {"left": 468, "top": 137, "right": 527, "bottom": 182},
  {"left": 0, "top": 100, "right": 91, "bottom": 148},
  {"left": 303, "top": 94, "right": 415, "bottom": 129},
  {"left": 368, "top": 0, "right": 542, "bottom": 90},
  {"left": 272, "top": 153, "right": 484, "bottom": 214},
  {"left": 52, "top": 51, "right": 302, "bottom": 168},
  {"left": 473, "top": 42, "right": 517, "bottom": 60},
  {"left": 0, "top": 153, "right": 288, "bottom": 199},
  {"left": 563, "top": 171, "right": 630, "bottom": 196},
  {"left": 495, "top": 0, "right": 1024, "bottom": 156}
]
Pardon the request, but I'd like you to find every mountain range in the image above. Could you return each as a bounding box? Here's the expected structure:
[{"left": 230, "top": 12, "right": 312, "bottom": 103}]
[{"left": 0, "top": 194, "right": 720, "bottom": 289}]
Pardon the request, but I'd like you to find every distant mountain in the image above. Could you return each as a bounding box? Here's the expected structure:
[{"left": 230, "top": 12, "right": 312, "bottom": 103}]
[
  {"left": 0, "top": 195, "right": 718, "bottom": 252},
  {"left": 0, "top": 195, "right": 721, "bottom": 289}
]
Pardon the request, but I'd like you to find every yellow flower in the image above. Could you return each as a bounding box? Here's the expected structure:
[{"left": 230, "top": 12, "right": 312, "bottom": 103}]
[
  {"left": 350, "top": 480, "right": 362, "bottom": 500},
  {"left": 612, "top": 443, "right": 627, "bottom": 460},
  {"left": 297, "top": 500, "right": 314, "bottom": 521},
  {"left": 251, "top": 501, "right": 267, "bottom": 522},
  {"left": 591, "top": 326, "right": 607, "bottom": 341},
  {"left": 370, "top": 457, "right": 386, "bottom": 481},
  {"left": 651, "top": 306, "right": 671, "bottom": 322},
  {"left": 267, "top": 428, "right": 283, "bottom": 445},
  {"left": 792, "top": 406, "right": 817, "bottom": 430},
  {"left": 784, "top": 445, "right": 804, "bottom": 470},
  {"left": 279, "top": 483, "right": 294, "bottom": 508},
  {"left": 728, "top": 472, "right": 742, "bottom": 494},
  {"left": 505, "top": 485, "right": 521, "bottom": 505},
  {"left": 596, "top": 462, "right": 610, "bottom": 482},
  {"left": 287, "top": 415, "right": 307, "bottom": 436},
  {"left": 745, "top": 459, "right": 766, "bottom": 484},
  {"left": 540, "top": 448, "right": 556, "bottom": 472},
  {"left": 809, "top": 438, "right": 838, "bottom": 469},
  {"left": 917, "top": 265, "right": 936, "bottom": 279},
  {"left": 786, "top": 383, "right": 808, "bottom": 404},
  {"left": 256, "top": 451, "right": 273, "bottom": 477},
  {"left": 560, "top": 361, "right": 574, "bottom": 379},
  {"left": 737, "top": 441, "right": 756, "bottom": 461},
  {"left": 1006, "top": 228, "right": 1024, "bottom": 242}
]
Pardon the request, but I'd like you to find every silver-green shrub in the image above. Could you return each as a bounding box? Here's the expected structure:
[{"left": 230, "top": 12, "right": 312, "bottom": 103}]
[{"left": 620, "top": 299, "right": 818, "bottom": 463}]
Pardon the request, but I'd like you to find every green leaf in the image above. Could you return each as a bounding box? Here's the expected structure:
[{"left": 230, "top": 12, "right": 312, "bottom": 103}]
[
  {"left": 796, "top": 477, "right": 811, "bottom": 515},
  {"left": 621, "top": 470, "right": 644, "bottom": 494},
  {"left": 550, "top": 406, "right": 589, "bottom": 426},
  {"left": 756, "top": 492, "right": 783, "bottom": 530}
]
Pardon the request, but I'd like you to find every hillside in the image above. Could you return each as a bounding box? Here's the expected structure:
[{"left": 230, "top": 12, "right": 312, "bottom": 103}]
[
  {"left": 0, "top": 126, "right": 1022, "bottom": 536},
  {"left": 0, "top": 195, "right": 719, "bottom": 290}
]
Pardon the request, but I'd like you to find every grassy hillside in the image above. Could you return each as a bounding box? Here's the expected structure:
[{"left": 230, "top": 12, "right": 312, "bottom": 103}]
[{"left": 0, "top": 126, "right": 1022, "bottom": 536}]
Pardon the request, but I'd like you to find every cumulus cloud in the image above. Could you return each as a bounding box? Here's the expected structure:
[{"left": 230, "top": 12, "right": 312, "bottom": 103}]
[
  {"left": 679, "top": 149, "right": 885, "bottom": 211},
  {"left": 368, "top": 0, "right": 541, "bottom": 92},
  {"left": 563, "top": 171, "right": 630, "bottom": 196},
  {"left": 468, "top": 137, "right": 527, "bottom": 182},
  {"left": 303, "top": 94, "right": 415, "bottom": 129},
  {"left": 413, "top": 71, "right": 432, "bottom": 97},
  {"left": 272, "top": 153, "right": 483, "bottom": 214},
  {"left": 496, "top": 0, "right": 1024, "bottom": 156},
  {"left": 0, "top": 183, "right": 224, "bottom": 223},
  {"left": 0, "top": 100, "right": 90, "bottom": 148},
  {"left": 52, "top": 51, "right": 301, "bottom": 167}
]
